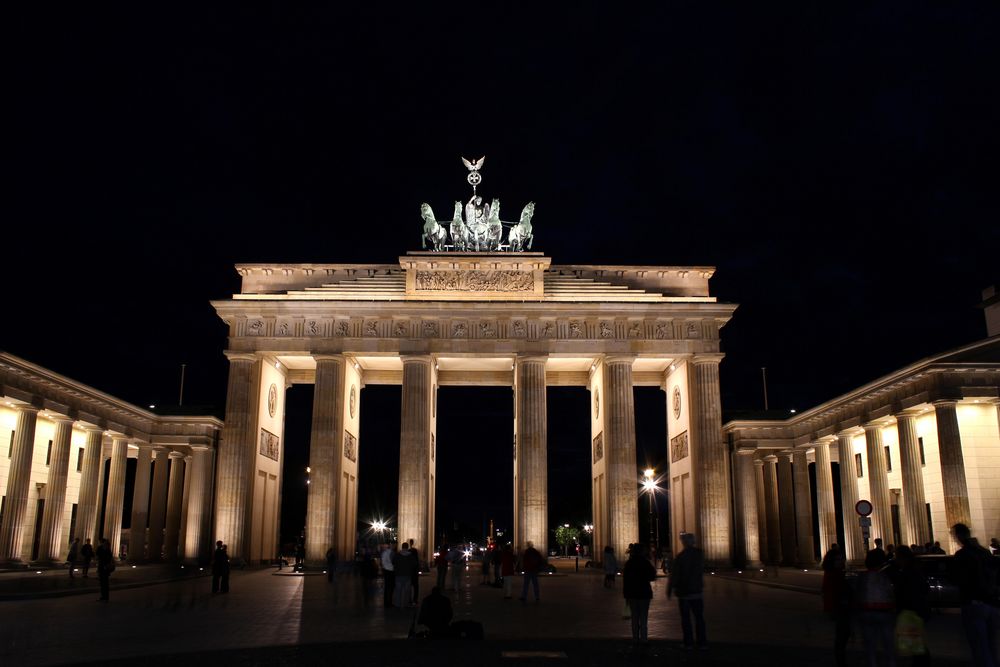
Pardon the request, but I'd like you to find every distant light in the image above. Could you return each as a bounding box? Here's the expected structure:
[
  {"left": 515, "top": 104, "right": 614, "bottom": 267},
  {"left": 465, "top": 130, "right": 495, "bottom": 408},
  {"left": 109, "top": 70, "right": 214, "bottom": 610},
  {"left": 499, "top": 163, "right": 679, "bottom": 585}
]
[
  {"left": 643, "top": 468, "right": 655, "bottom": 479},
  {"left": 564, "top": 523, "right": 569, "bottom": 528},
  {"left": 737, "top": 570, "right": 742, "bottom": 574},
  {"left": 759, "top": 569, "right": 764, "bottom": 572},
  {"left": 132, "top": 565, "right": 137, "bottom": 569},
  {"left": 306, "top": 480, "right": 310, "bottom": 484},
  {"left": 275, "top": 361, "right": 281, "bottom": 369},
  {"left": 199, "top": 567, "right": 204, "bottom": 571},
  {"left": 803, "top": 569, "right": 808, "bottom": 572},
  {"left": 790, "top": 409, "right": 796, "bottom": 414},
  {"left": 306, "top": 466, "right": 311, "bottom": 473},
  {"left": 710, "top": 571, "right": 715, "bottom": 575},
  {"left": 149, "top": 404, "right": 156, "bottom": 409},
  {"left": 36, "top": 571, "right": 42, "bottom": 574}
]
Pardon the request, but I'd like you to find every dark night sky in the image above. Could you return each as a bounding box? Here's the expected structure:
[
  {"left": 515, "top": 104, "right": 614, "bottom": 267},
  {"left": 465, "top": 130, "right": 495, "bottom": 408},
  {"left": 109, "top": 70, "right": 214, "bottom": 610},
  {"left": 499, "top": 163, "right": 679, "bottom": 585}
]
[{"left": 7, "top": 4, "right": 998, "bottom": 545}]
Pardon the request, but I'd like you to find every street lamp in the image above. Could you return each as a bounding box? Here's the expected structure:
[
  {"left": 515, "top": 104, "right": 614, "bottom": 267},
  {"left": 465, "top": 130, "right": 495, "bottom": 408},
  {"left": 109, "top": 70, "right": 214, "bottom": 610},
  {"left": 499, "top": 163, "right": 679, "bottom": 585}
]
[{"left": 642, "top": 469, "right": 658, "bottom": 557}]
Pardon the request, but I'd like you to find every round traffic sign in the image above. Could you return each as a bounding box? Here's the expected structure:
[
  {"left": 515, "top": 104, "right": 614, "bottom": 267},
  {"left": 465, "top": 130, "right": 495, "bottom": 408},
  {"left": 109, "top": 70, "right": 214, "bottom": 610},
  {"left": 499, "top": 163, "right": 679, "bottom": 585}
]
[{"left": 855, "top": 499, "right": 873, "bottom": 517}]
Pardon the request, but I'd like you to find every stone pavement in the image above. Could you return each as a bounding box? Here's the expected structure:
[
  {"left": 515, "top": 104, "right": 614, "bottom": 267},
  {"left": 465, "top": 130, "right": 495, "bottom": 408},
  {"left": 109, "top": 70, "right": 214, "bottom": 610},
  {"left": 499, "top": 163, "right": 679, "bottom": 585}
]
[
  {"left": 0, "top": 565, "right": 976, "bottom": 666},
  {"left": 0, "top": 562, "right": 207, "bottom": 600}
]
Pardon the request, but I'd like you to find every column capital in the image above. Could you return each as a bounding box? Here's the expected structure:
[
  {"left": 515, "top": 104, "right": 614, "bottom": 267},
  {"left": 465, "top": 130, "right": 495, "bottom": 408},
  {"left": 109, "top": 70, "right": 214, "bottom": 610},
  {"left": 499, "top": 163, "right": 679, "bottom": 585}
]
[
  {"left": 49, "top": 414, "right": 74, "bottom": 424},
  {"left": 312, "top": 353, "right": 346, "bottom": 364},
  {"left": 516, "top": 354, "right": 548, "bottom": 366},
  {"left": 603, "top": 354, "right": 635, "bottom": 366},
  {"left": 753, "top": 457, "right": 765, "bottom": 467},
  {"left": 12, "top": 403, "right": 39, "bottom": 415},
  {"left": 400, "top": 354, "right": 433, "bottom": 366},
  {"left": 763, "top": 454, "right": 779, "bottom": 463},
  {"left": 735, "top": 448, "right": 757, "bottom": 457},
  {"left": 109, "top": 433, "right": 130, "bottom": 443},
  {"left": 168, "top": 450, "right": 185, "bottom": 460},
  {"left": 689, "top": 353, "right": 725, "bottom": 366},
  {"left": 893, "top": 408, "right": 922, "bottom": 420},
  {"left": 862, "top": 421, "right": 885, "bottom": 432},
  {"left": 932, "top": 399, "right": 959, "bottom": 409},
  {"left": 224, "top": 351, "right": 258, "bottom": 363}
]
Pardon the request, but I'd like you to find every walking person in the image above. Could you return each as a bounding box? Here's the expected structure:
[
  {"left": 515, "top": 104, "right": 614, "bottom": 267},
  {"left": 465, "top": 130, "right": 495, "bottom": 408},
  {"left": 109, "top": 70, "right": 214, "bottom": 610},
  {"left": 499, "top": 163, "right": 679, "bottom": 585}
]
[
  {"left": 856, "top": 548, "right": 896, "bottom": 667},
  {"left": 435, "top": 544, "right": 449, "bottom": 591},
  {"left": 80, "top": 538, "right": 94, "bottom": 578},
  {"left": 667, "top": 532, "right": 707, "bottom": 649},
  {"left": 951, "top": 522, "right": 999, "bottom": 667},
  {"left": 211, "top": 540, "right": 230, "bottom": 593},
  {"left": 381, "top": 543, "right": 396, "bottom": 608},
  {"left": 66, "top": 537, "right": 80, "bottom": 578},
  {"left": 448, "top": 544, "right": 465, "bottom": 592},
  {"left": 603, "top": 545, "right": 618, "bottom": 588},
  {"left": 821, "top": 544, "right": 852, "bottom": 667},
  {"left": 519, "top": 540, "right": 542, "bottom": 603},
  {"left": 623, "top": 543, "right": 657, "bottom": 646},
  {"left": 95, "top": 537, "right": 113, "bottom": 602},
  {"left": 500, "top": 544, "right": 516, "bottom": 599}
]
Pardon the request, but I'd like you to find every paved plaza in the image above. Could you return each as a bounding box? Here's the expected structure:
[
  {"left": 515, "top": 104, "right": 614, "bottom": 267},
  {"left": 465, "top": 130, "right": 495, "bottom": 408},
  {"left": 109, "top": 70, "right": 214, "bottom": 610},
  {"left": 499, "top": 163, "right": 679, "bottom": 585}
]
[{"left": 0, "top": 564, "right": 977, "bottom": 666}]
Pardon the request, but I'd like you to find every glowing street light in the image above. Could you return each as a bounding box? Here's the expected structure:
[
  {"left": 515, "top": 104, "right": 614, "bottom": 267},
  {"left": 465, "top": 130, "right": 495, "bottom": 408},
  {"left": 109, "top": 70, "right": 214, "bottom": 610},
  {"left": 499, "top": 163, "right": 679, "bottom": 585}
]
[{"left": 641, "top": 468, "right": 659, "bottom": 555}]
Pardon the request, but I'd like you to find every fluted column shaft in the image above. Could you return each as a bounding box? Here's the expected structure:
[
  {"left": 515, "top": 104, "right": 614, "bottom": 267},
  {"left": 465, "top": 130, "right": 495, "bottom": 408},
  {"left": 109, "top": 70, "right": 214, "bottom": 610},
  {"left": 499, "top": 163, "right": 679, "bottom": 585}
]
[
  {"left": 735, "top": 451, "right": 761, "bottom": 567},
  {"left": 163, "top": 453, "right": 185, "bottom": 560},
  {"left": 896, "top": 414, "right": 929, "bottom": 546},
  {"left": 763, "top": 456, "right": 782, "bottom": 564},
  {"left": 813, "top": 442, "right": 837, "bottom": 558},
  {"left": 688, "top": 356, "right": 731, "bottom": 565},
  {"left": 514, "top": 356, "right": 548, "bottom": 554},
  {"left": 38, "top": 417, "right": 74, "bottom": 562},
  {"left": 306, "top": 355, "right": 346, "bottom": 563},
  {"left": 214, "top": 353, "right": 259, "bottom": 563},
  {"left": 754, "top": 459, "right": 769, "bottom": 563},
  {"left": 837, "top": 433, "right": 864, "bottom": 563},
  {"left": 177, "top": 455, "right": 193, "bottom": 558},
  {"left": 147, "top": 447, "right": 170, "bottom": 560},
  {"left": 183, "top": 447, "right": 214, "bottom": 563},
  {"left": 0, "top": 406, "right": 39, "bottom": 562},
  {"left": 864, "top": 424, "right": 893, "bottom": 544},
  {"left": 128, "top": 446, "right": 153, "bottom": 562},
  {"left": 75, "top": 428, "right": 104, "bottom": 545},
  {"left": 934, "top": 401, "right": 971, "bottom": 547},
  {"left": 604, "top": 357, "right": 636, "bottom": 561},
  {"left": 102, "top": 436, "right": 129, "bottom": 557},
  {"left": 777, "top": 455, "right": 796, "bottom": 565},
  {"left": 792, "top": 450, "right": 816, "bottom": 565},
  {"left": 399, "top": 356, "right": 433, "bottom": 563}
]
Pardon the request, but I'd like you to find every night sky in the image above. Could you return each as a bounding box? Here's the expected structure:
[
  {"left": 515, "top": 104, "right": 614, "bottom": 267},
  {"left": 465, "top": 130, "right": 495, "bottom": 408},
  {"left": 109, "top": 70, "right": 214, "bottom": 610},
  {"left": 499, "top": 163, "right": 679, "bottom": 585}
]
[{"left": 8, "top": 5, "right": 998, "bottom": 547}]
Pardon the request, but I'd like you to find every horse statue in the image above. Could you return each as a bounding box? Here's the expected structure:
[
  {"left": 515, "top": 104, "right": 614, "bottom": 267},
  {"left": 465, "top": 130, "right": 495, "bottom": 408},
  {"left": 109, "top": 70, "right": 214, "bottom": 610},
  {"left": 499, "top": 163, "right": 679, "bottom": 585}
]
[
  {"left": 485, "top": 198, "right": 503, "bottom": 251},
  {"left": 508, "top": 201, "right": 536, "bottom": 251},
  {"left": 449, "top": 201, "right": 468, "bottom": 251},
  {"left": 420, "top": 203, "right": 448, "bottom": 251}
]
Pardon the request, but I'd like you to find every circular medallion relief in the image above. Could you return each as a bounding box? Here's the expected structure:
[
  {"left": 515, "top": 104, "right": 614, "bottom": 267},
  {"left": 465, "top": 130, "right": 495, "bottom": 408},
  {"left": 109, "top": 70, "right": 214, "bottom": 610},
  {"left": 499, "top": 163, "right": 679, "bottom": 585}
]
[
  {"left": 594, "top": 389, "right": 600, "bottom": 419},
  {"left": 267, "top": 383, "right": 278, "bottom": 418},
  {"left": 672, "top": 386, "right": 682, "bottom": 420},
  {"left": 349, "top": 385, "right": 357, "bottom": 418}
]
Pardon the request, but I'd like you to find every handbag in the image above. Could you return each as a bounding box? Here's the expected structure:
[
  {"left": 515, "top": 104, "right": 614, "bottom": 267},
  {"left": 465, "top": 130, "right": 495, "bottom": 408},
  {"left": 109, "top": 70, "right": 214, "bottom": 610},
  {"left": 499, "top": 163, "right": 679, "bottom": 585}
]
[{"left": 895, "top": 609, "right": 926, "bottom": 657}]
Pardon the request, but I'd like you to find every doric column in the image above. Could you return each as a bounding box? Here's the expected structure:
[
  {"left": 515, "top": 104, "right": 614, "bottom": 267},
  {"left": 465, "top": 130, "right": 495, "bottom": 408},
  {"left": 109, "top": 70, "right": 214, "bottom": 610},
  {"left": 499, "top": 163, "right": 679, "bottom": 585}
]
[
  {"left": 147, "top": 447, "right": 170, "bottom": 560},
  {"left": 214, "top": 352, "right": 259, "bottom": 563},
  {"left": 734, "top": 450, "right": 761, "bottom": 567},
  {"left": 754, "top": 458, "right": 769, "bottom": 563},
  {"left": 514, "top": 356, "right": 548, "bottom": 554},
  {"left": 864, "top": 423, "right": 893, "bottom": 545},
  {"left": 127, "top": 445, "right": 153, "bottom": 562},
  {"left": 306, "top": 355, "right": 346, "bottom": 564},
  {"left": 183, "top": 446, "right": 215, "bottom": 563},
  {"left": 0, "top": 405, "right": 39, "bottom": 562},
  {"left": 813, "top": 441, "right": 837, "bottom": 558},
  {"left": 762, "top": 456, "right": 782, "bottom": 564},
  {"left": 777, "top": 454, "right": 796, "bottom": 566},
  {"left": 933, "top": 401, "right": 971, "bottom": 546},
  {"left": 102, "top": 436, "right": 129, "bottom": 558},
  {"left": 163, "top": 452, "right": 185, "bottom": 560},
  {"left": 37, "top": 416, "right": 74, "bottom": 562},
  {"left": 895, "top": 412, "right": 930, "bottom": 546},
  {"left": 177, "top": 455, "right": 193, "bottom": 558},
  {"left": 688, "top": 355, "right": 731, "bottom": 565},
  {"left": 604, "top": 356, "right": 636, "bottom": 561},
  {"left": 836, "top": 432, "right": 864, "bottom": 563},
  {"left": 75, "top": 428, "right": 105, "bottom": 545},
  {"left": 792, "top": 449, "right": 816, "bottom": 566},
  {"left": 399, "top": 355, "right": 434, "bottom": 563}
]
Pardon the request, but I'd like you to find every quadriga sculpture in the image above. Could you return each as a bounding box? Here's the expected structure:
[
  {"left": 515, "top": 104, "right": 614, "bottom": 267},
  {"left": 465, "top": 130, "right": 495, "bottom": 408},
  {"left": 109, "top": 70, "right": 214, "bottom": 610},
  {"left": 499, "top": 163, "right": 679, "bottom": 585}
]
[
  {"left": 420, "top": 203, "right": 448, "bottom": 251},
  {"left": 508, "top": 202, "right": 536, "bottom": 251},
  {"left": 449, "top": 201, "right": 468, "bottom": 251}
]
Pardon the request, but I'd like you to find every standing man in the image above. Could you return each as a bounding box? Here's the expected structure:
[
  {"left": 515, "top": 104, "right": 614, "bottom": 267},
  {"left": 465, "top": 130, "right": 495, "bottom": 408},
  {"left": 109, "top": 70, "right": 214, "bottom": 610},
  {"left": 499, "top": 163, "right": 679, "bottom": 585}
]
[
  {"left": 80, "top": 538, "right": 95, "bottom": 578},
  {"left": 519, "top": 540, "right": 543, "bottom": 603},
  {"left": 408, "top": 538, "right": 421, "bottom": 602},
  {"left": 448, "top": 544, "right": 465, "bottom": 592},
  {"left": 623, "top": 543, "right": 657, "bottom": 646},
  {"left": 394, "top": 541, "right": 416, "bottom": 607},
  {"left": 381, "top": 542, "right": 396, "bottom": 607},
  {"left": 668, "top": 533, "right": 707, "bottom": 649},
  {"left": 325, "top": 546, "right": 337, "bottom": 583},
  {"left": 95, "top": 538, "right": 113, "bottom": 602},
  {"left": 435, "top": 544, "right": 449, "bottom": 590},
  {"left": 66, "top": 537, "right": 80, "bottom": 578},
  {"left": 212, "top": 540, "right": 230, "bottom": 593},
  {"left": 951, "top": 523, "right": 999, "bottom": 667}
]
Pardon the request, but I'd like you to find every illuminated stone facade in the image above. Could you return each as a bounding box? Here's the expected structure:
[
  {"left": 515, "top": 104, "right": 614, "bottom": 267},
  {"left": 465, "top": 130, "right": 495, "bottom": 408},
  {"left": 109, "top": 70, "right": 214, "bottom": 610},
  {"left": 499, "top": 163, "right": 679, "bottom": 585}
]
[
  {"left": 725, "top": 335, "right": 1000, "bottom": 564},
  {"left": 212, "top": 252, "right": 738, "bottom": 566},
  {"left": 0, "top": 354, "right": 221, "bottom": 565}
]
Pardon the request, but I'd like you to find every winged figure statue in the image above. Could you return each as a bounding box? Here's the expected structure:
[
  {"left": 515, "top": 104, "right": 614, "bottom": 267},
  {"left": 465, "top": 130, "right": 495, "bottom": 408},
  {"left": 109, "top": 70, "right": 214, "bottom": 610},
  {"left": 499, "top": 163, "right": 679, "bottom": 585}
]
[{"left": 461, "top": 156, "right": 486, "bottom": 172}]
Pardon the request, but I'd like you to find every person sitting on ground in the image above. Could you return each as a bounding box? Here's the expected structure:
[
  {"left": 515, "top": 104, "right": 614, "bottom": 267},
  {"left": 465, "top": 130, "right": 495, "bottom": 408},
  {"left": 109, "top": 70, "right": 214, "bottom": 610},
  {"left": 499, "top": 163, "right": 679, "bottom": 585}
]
[{"left": 418, "top": 586, "right": 454, "bottom": 638}]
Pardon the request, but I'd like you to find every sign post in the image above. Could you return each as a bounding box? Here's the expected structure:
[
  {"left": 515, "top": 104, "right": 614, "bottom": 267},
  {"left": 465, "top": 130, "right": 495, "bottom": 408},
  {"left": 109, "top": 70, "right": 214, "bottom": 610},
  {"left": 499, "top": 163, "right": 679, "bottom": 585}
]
[{"left": 855, "top": 499, "right": 873, "bottom": 554}]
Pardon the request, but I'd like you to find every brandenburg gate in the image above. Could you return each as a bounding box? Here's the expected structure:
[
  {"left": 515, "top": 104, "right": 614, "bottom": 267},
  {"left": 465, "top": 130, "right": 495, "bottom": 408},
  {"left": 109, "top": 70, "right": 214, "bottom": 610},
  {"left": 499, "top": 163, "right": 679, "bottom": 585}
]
[{"left": 211, "top": 163, "right": 738, "bottom": 567}]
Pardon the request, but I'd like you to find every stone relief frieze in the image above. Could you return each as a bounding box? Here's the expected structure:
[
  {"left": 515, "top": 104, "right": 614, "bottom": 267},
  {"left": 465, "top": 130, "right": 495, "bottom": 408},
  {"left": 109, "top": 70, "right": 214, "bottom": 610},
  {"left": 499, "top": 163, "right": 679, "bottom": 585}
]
[
  {"left": 259, "top": 428, "right": 279, "bottom": 462},
  {"left": 511, "top": 320, "right": 526, "bottom": 337},
  {"left": 686, "top": 322, "right": 700, "bottom": 338},
  {"left": 599, "top": 321, "right": 614, "bottom": 339},
  {"left": 593, "top": 432, "right": 604, "bottom": 463},
  {"left": 393, "top": 321, "right": 409, "bottom": 337},
  {"left": 307, "top": 320, "right": 320, "bottom": 336},
  {"left": 364, "top": 320, "right": 379, "bottom": 337},
  {"left": 569, "top": 321, "right": 584, "bottom": 338},
  {"left": 414, "top": 270, "right": 533, "bottom": 292},
  {"left": 422, "top": 321, "right": 439, "bottom": 337},
  {"left": 479, "top": 321, "right": 497, "bottom": 338},
  {"left": 655, "top": 323, "right": 670, "bottom": 339},
  {"left": 452, "top": 322, "right": 468, "bottom": 338},
  {"left": 335, "top": 321, "right": 350, "bottom": 337},
  {"left": 276, "top": 321, "right": 289, "bottom": 336},
  {"left": 670, "top": 431, "right": 689, "bottom": 463},
  {"left": 541, "top": 322, "right": 555, "bottom": 338},
  {"left": 248, "top": 319, "right": 264, "bottom": 336},
  {"left": 628, "top": 323, "right": 643, "bottom": 338},
  {"left": 344, "top": 431, "right": 357, "bottom": 463}
]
